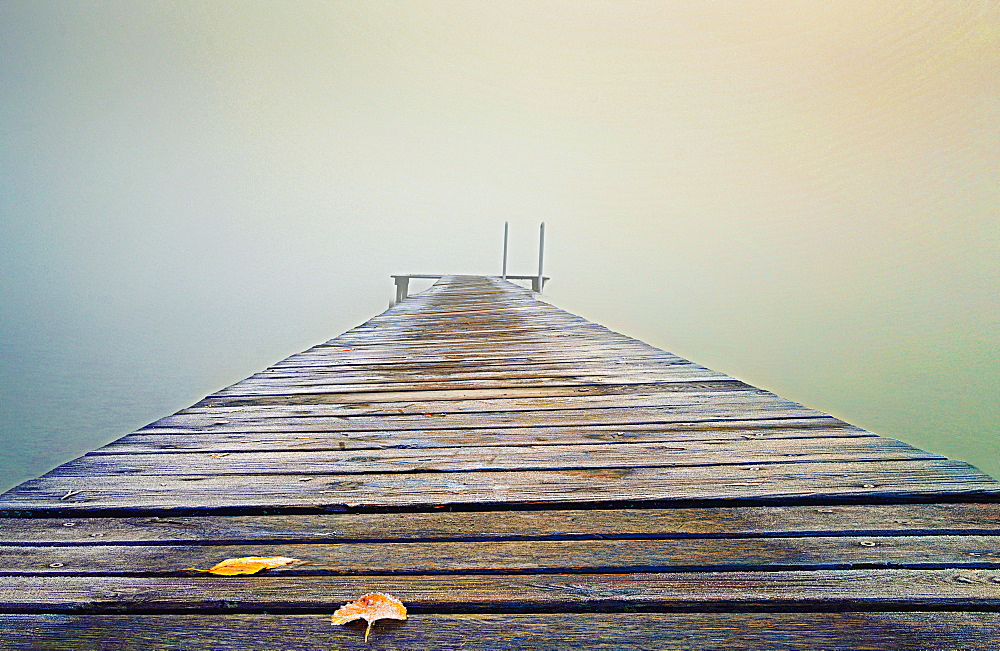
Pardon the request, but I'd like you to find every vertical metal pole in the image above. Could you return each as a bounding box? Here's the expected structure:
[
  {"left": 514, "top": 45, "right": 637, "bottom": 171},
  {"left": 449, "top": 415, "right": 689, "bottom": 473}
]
[
  {"left": 502, "top": 221, "right": 509, "bottom": 280},
  {"left": 535, "top": 222, "right": 545, "bottom": 293}
]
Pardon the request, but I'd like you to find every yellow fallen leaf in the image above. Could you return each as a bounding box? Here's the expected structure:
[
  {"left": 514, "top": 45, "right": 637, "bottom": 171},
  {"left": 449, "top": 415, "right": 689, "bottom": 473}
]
[
  {"left": 178, "top": 556, "right": 300, "bottom": 575},
  {"left": 331, "top": 592, "right": 408, "bottom": 642}
]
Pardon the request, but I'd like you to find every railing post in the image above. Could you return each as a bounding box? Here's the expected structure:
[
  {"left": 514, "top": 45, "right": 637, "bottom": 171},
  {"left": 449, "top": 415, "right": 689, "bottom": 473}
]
[
  {"left": 393, "top": 276, "right": 410, "bottom": 304},
  {"left": 502, "top": 221, "right": 509, "bottom": 280},
  {"left": 535, "top": 222, "right": 545, "bottom": 293}
]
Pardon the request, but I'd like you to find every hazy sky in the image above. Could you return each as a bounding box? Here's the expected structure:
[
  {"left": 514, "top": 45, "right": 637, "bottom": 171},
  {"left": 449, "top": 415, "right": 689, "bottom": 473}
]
[{"left": 1, "top": 1, "right": 997, "bottom": 490}]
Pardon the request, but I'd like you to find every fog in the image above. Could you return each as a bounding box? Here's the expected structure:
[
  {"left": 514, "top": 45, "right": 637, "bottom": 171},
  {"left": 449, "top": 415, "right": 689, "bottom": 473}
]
[{"left": 2, "top": 1, "right": 997, "bottom": 491}]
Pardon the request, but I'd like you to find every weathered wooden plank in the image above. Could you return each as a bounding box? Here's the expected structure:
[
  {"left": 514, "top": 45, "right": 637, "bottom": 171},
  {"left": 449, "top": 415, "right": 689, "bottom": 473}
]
[
  {"left": 345, "top": 311, "right": 618, "bottom": 324},
  {"left": 229, "top": 364, "right": 721, "bottom": 383},
  {"left": 213, "top": 372, "right": 732, "bottom": 397},
  {"left": 263, "top": 356, "right": 680, "bottom": 372},
  {"left": 208, "top": 380, "right": 744, "bottom": 404},
  {"left": 97, "top": 419, "right": 869, "bottom": 454},
  {"left": 302, "top": 315, "right": 654, "bottom": 332},
  {"left": 1, "top": 503, "right": 996, "bottom": 543},
  {"left": 253, "top": 353, "right": 702, "bottom": 370},
  {"left": 372, "top": 332, "right": 631, "bottom": 344},
  {"left": 324, "top": 316, "right": 634, "bottom": 329},
  {"left": 373, "top": 313, "right": 594, "bottom": 324},
  {"left": 321, "top": 331, "right": 660, "bottom": 346},
  {"left": 218, "top": 380, "right": 744, "bottom": 401},
  {"left": 139, "top": 405, "right": 831, "bottom": 435},
  {"left": 1, "top": 570, "right": 998, "bottom": 611},
  {"left": 319, "top": 335, "right": 655, "bottom": 348},
  {"left": 4, "top": 504, "right": 999, "bottom": 545},
  {"left": 56, "top": 438, "right": 938, "bottom": 477},
  {"left": 239, "top": 355, "right": 713, "bottom": 374},
  {"left": 3, "top": 612, "right": 998, "bottom": 650},
  {"left": 247, "top": 357, "right": 708, "bottom": 372},
  {"left": 267, "top": 346, "right": 674, "bottom": 363},
  {"left": 319, "top": 321, "right": 634, "bottom": 335},
  {"left": 192, "top": 386, "right": 774, "bottom": 416},
  {"left": 166, "top": 389, "right": 807, "bottom": 422},
  {"left": 3, "top": 460, "right": 997, "bottom": 513},
  {"left": 339, "top": 314, "right": 632, "bottom": 327},
  {"left": 271, "top": 337, "right": 674, "bottom": 352},
  {"left": 323, "top": 339, "right": 645, "bottom": 353},
  {"left": 261, "top": 344, "right": 691, "bottom": 358},
  {"left": 275, "top": 349, "right": 673, "bottom": 365},
  {"left": 2, "top": 535, "right": 998, "bottom": 575}
]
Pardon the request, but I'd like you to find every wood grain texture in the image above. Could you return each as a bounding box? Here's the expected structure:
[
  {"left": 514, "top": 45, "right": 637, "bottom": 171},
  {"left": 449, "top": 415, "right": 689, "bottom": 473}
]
[
  {"left": 203, "top": 380, "right": 747, "bottom": 406},
  {"left": 156, "top": 392, "right": 821, "bottom": 423},
  {"left": 53, "top": 438, "right": 938, "bottom": 477},
  {"left": 4, "top": 504, "right": 1000, "bottom": 545},
  {"left": 2, "top": 535, "right": 998, "bottom": 575},
  {"left": 3, "top": 460, "right": 998, "bottom": 513},
  {"left": 135, "top": 402, "right": 827, "bottom": 436},
  {"left": 201, "top": 381, "right": 759, "bottom": 409},
  {"left": 138, "top": 404, "right": 831, "bottom": 435},
  {"left": 1, "top": 570, "right": 998, "bottom": 611},
  {"left": 2, "top": 612, "right": 999, "bottom": 650},
  {"left": 211, "top": 372, "right": 731, "bottom": 397},
  {"left": 95, "top": 419, "right": 872, "bottom": 454}
]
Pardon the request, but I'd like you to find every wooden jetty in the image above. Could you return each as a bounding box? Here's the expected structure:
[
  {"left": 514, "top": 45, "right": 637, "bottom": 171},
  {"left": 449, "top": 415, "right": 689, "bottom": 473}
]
[{"left": 1, "top": 275, "right": 998, "bottom": 649}]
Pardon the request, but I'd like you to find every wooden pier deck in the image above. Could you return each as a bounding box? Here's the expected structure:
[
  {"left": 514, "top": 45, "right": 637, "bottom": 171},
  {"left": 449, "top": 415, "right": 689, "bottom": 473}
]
[{"left": 1, "top": 275, "right": 998, "bottom": 649}]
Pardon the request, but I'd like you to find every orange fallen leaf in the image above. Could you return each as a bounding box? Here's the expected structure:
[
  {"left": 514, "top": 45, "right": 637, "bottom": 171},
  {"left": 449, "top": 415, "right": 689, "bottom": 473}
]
[
  {"left": 178, "top": 556, "right": 300, "bottom": 576},
  {"left": 331, "top": 592, "right": 407, "bottom": 642}
]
